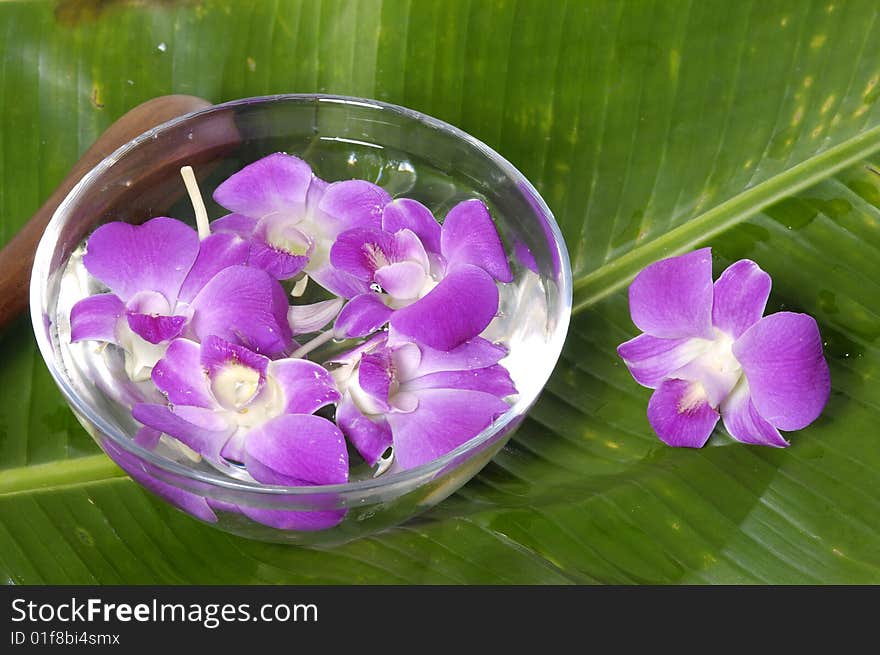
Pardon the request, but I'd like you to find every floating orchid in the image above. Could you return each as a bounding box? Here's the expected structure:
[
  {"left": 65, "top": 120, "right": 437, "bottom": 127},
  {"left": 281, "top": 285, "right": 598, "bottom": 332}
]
[
  {"left": 331, "top": 334, "right": 516, "bottom": 471},
  {"left": 70, "top": 217, "right": 292, "bottom": 380},
  {"left": 211, "top": 152, "right": 391, "bottom": 297},
  {"left": 133, "top": 335, "right": 341, "bottom": 464},
  {"left": 70, "top": 153, "right": 524, "bottom": 533},
  {"left": 617, "top": 248, "right": 830, "bottom": 448},
  {"left": 132, "top": 336, "right": 347, "bottom": 529},
  {"left": 333, "top": 198, "right": 513, "bottom": 351}
]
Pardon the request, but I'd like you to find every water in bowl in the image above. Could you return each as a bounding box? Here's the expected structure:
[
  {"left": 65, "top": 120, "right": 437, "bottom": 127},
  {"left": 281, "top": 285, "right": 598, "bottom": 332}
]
[{"left": 52, "top": 140, "right": 557, "bottom": 485}]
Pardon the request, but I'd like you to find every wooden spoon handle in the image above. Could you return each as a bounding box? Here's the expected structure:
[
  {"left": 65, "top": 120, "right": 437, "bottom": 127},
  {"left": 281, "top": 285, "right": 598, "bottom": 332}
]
[{"left": 0, "top": 94, "right": 211, "bottom": 331}]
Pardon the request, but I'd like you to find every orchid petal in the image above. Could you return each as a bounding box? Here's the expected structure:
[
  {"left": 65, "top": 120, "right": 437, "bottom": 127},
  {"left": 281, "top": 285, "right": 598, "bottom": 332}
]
[
  {"left": 267, "top": 358, "right": 340, "bottom": 415},
  {"left": 212, "top": 152, "right": 312, "bottom": 218},
  {"left": 335, "top": 293, "right": 393, "bottom": 338},
  {"left": 220, "top": 432, "right": 247, "bottom": 463},
  {"left": 385, "top": 388, "right": 509, "bottom": 470},
  {"left": 317, "top": 179, "right": 390, "bottom": 233},
  {"left": 375, "top": 261, "right": 428, "bottom": 300},
  {"left": 125, "top": 312, "right": 187, "bottom": 345},
  {"left": 389, "top": 342, "right": 422, "bottom": 381},
  {"left": 244, "top": 414, "right": 349, "bottom": 486},
  {"left": 330, "top": 227, "right": 396, "bottom": 280},
  {"left": 307, "top": 175, "right": 328, "bottom": 205},
  {"left": 235, "top": 412, "right": 349, "bottom": 530},
  {"left": 83, "top": 217, "right": 199, "bottom": 302},
  {"left": 647, "top": 378, "right": 719, "bottom": 448},
  {"left": 287, "top": 298, "right": 344, "bottom": 336},
  {"left": 205, "top": 498, "right": 241, "bottom": 516},
  {"left": 390, "top": 264, "right": 499, "bottom": 351},
  {"left": 132, "top": 402, "right": 233, "bottom": 460},
  {"left": 440, "top": 199, "right": 513, "bottom": 282},
  {"left": 391, "top": 228, "right": 430, "bottom": 270},
  {"left": 721, "top": 380, "right": 789, "bottom": 447},
  {"left": 126, "top": 290, "right": 171, "bottom": 315},
  {"left": 617, "top": 333, "right": 709, "bottom": 389},
  {"left": 628, "top": 247, "right": 714, "bottom": 340},
  {"left": 250, "top": 239, "right": 310, "bottom": 279},
  {"left": 151, "top": 338, "right": 214, "bottom": 408},
  {"left": 712, "top": 259, "right": 772, "bottom": 339},
  {"left": 357, "top": 350, "right": 394, "bottom": 409},
  {"left": 335, "top": 395, "right": 393, "bottom": 467},
  {"left": 210, "top": 212, "right": 258, "bottom": 237},
  {"left": 70, "top": 293, "right": 123, "bottom": 343},
  {"left": 732, "top": 312, "right": 830, "bottom": 431},
  {"left": 408, "top": 337, "right": 508, "bottom": 376},
  {"left": 382, "top": 198, "right": 442, "bottom": 254},
  {"left": 134, "top": 426, "right": 162, "bottom": 449},
  {"left": 307, "top": 262, "right": 372, "bottom": 299},
  {"left": 240, "top": 505, "right": 346, "bottom": 532},
  {"left": 189, "top": 266, "right": 292, "bottom": 356},
  {"left": 405, "top": 364, "right": 516, "bottom": 397},
  {"left": 178, "top": 232, "right": 251, "bottom": 303},
  {"left": 250, "top": 215, "right": 314, "bottom": 280},
  {"left": 513, "top": 240, "right": 539, "bottom": 274},
  {"left": 200, "top": 335, "right": 269, "bottom": 379}
]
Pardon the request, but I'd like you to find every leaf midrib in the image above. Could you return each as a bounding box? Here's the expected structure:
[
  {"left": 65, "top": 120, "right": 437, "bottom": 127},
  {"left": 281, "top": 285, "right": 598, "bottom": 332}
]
[
  {"left": 3, "top": 125, "right": 880, "bottom": 498},
  {"left": 0, "top": 455, "right": 125, "bottom": 496},
  {"left": 571, "top": 123, "right": 880, "bottom": 313}
]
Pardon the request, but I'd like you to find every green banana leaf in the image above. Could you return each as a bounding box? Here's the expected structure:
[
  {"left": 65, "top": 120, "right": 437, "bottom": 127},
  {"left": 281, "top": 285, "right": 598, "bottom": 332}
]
[{"left": 1, "top": 0, "right": 879, "bottom": 584}]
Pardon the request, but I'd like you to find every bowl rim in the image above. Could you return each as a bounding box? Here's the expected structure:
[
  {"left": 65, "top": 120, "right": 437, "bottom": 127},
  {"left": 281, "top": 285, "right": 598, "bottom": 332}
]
[{"left": 30, "top": 93, "right": 573, "bottom": 497}]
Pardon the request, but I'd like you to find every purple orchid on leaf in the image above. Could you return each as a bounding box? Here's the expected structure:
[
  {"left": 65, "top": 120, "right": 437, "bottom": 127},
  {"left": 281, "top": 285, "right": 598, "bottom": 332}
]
[
  {"left": 617, "top": 248, "right": 830, "bottom": 448},
  {"left": 132, "top": 335, "right": 347, "bottom": 529},
  {"left": 331, "top": 334, "right": 516, "bottom": 471},
  {"left": 333, "top": 198, "right": 514, "bottom": 351},
  {"left": 210, "top": 152, "right": 391, "bottom": 298},
  {"left": 70, "top": 217, "right": 292, "bottom": 380}
]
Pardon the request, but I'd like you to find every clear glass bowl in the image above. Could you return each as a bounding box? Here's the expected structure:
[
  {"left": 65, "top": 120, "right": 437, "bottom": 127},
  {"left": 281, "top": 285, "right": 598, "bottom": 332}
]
[{"left": 31, "top": 95, "right": 572, "bottom": 545}]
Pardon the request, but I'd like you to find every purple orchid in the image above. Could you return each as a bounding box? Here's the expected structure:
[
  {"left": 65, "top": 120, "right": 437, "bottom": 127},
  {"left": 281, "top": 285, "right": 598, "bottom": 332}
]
[
  {"left": 617, "top": 248, "right": 830, "bottom": 448},
  {"left": 331, "top": 334, "right": 516, "bottom": 471},
  {"left": 68, "top": 153, "right": 528, "bottom": 533},
  {"left": 210, "top": 152, "right": 391, "bottom": 297},
  {"left": 333, "top": 198, "right": 514, "bottom": 351},
  {"left": 69, "top": 217, "right": 291, "bottom": 380},
  {"left": 132, "top": 335, "right": 347, "bottom": 530}
]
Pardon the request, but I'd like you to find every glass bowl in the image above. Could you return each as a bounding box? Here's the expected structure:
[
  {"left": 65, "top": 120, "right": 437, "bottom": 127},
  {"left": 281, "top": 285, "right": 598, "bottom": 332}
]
[{"left": 31, "top": 94, "right": 572, "bottom": 545}]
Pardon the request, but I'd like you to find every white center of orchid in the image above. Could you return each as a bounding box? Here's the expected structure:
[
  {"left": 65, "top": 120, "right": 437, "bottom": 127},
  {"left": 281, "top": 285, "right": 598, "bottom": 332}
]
[
  {"left": 212, "top": 363, "right": 262, "bottom": 410},
  {"left": 696, "top": 330, "right": 742, "bottom": 403},
  {"left": 117, "top": 321, "right": 169, "bottom": 382},
  {"left": 296, "top": 210, "right": 336, "bottom": 272},
  {"left": 215, "top": 370, "right": 286, "bottom": 435},
  {"left": 128, "top": 290, "right": 172, "bottom": 316},
  {"left": 678, "top": 381, "right": 709, "bottom": 413},
  {"left": 701, "top": 331, "right": 739, "bottom": 379},
  {"left": 365, "top": 243, "right": 390, "bottom": 270},
  {"left": 266, "top": 221, "right": 312, "bottom": 256},
  {"left": 674, "top": 328, "right": 744, "bottom": 409},
  {"left": 416, "top": 275, "right": 439, "bottom": 299}
]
